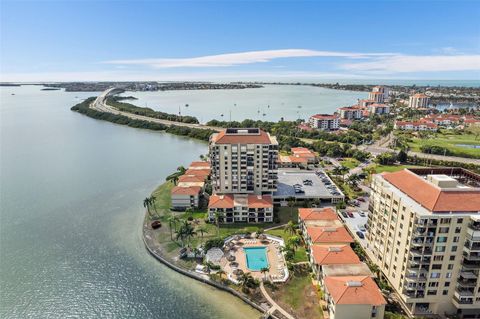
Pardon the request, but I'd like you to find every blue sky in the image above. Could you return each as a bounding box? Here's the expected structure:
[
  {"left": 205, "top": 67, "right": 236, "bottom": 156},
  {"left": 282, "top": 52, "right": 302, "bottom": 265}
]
[{"left": 1, "top": 0, "right": 479, "bottom": 81}]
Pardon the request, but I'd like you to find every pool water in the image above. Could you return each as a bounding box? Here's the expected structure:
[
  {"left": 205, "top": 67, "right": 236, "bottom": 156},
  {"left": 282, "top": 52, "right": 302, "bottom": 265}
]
[{"left": 244, "top": 246, "right": 269, "bottom": 271}]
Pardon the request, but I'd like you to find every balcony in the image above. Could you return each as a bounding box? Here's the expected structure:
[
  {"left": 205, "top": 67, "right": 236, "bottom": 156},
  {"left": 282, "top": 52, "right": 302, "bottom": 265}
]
[
  {"left": 455, "top": 288, "right": 475, "bottom": 298},
  {"left": 462, "top": 259, "right": 480, "bottom": 269}
]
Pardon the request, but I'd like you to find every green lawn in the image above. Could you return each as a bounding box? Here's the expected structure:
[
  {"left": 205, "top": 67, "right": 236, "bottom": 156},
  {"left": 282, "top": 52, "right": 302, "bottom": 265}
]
[
  {"left": 266, "top": 228, "right": 308, "bottom": 263},
  {"left": 340, "top": 157, "right": 360, "bottom": 169},
  {"left": 372, "top": 164, "right": 420, "bottom": 173},
  {"left": 407, "top": 131, "right": 480, "bottom": 159}
]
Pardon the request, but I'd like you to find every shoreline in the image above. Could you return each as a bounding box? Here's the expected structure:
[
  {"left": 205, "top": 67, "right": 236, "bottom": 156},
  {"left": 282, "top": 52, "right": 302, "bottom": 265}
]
[{"left": 141, "top": 188, "right": 278, "bottom": 318}]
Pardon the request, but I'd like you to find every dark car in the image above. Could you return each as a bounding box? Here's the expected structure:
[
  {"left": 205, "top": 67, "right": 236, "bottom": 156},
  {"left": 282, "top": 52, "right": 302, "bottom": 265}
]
[
  {"left": 356, "top": 231, "right": 365, "bottom": 239},
  {"left": 341, "top": 212, "right": 348, "bottom": 218}
]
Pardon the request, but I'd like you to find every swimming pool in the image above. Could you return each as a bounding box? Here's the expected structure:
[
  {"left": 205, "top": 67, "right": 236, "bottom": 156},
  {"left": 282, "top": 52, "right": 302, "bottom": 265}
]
[{"left": 244, "top": 246, "right": 269, "bottom": 271}]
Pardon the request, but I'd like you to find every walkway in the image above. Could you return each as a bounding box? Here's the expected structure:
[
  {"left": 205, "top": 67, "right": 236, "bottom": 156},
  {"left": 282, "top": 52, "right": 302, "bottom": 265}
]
[{"left": 260, "top": 283, "right": 295, "bottom": 319}]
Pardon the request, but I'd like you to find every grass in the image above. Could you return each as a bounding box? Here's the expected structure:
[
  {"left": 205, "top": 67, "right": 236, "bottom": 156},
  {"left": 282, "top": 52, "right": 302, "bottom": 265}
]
[
  {"left": 266, "top": 268, "right": 323, "bottom": 319},
  {"left": 406, "top": 131, "right": 480, "bottom": 159},
  {"left": 372, "top": 164, "right": 420, "bottom": 173},
  {"left": 265, "top": 228, "right": 308, "bottom": 263},
  {"left": 340, "top": 157, "right": 360, "bottom": 169}
]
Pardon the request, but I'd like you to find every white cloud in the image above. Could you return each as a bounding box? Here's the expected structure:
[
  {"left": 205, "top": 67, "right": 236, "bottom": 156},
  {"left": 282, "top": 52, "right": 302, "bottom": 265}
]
[
  {"left": 341, "top": 55, "right": 480, "bottom": 73},
  {"left": 103, "top": 49, "right": 394, "bottom": 68}
]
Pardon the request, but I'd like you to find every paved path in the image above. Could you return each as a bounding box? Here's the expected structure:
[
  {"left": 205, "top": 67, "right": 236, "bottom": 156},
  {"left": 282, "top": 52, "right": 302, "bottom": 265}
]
[
  {"left": 260, "top": 283, "right": 296, "bottom": 319},
  {"left": 90, "top": 88, "right": 222, "bottom": 132}
]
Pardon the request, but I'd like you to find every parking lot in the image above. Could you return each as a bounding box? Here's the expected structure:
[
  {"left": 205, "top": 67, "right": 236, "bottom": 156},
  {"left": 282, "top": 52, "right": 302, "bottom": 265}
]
[
  {"left": 273, "top": 169, "right": 345, "bottom": 203},
  {"left": 339, "top": 209, "right": 369, "bottom": 248}
]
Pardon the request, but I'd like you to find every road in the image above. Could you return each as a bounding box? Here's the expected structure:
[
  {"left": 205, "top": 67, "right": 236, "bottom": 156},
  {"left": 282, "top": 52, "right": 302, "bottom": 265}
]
[{"left": 91, "top": 88, "right": 222, "bottom": 132}]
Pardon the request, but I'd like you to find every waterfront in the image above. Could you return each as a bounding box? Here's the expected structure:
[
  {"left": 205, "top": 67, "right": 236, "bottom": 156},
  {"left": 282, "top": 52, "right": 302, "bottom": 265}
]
[
  {"left": 119, "top": 84, "right": 368, "bottom": 123},
  {"left": 0, "top": 86, "right": 260, "bottom": 319}
]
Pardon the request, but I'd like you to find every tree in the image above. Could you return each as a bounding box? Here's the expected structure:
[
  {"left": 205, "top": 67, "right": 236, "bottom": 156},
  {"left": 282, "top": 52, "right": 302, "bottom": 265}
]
[
  {"left": 143, "top": 197, "right": 151, "bottom": 216},
  {"left": 287, "top": 236, "right": 301, "bottom": 252},
  {"left": 260, "top": 267, "right": 269, "bottom": 281},
  {"left": 284, "top": 221, "right": 297, "bottom": 236},
  {"left": 175, "top": 220, "right": 196, "bottom": 248},
  {"left": 287, "top": 197, "right": 296, "bottom": 220},
  {"left": 348, "top": 173, "right": 360, "bottom": 189},
  {"left": 397, "top": 149, "right": 408, "bottom": 163},
  {"left": 238, "top": 272, "right": 258, "bottom": 293},
  {"left": 196, "top": 226, "right": 208, "bottom": 243},
  {"left": 167, "top": 215, "right": 177, "bottom": 240},
  {"left": 149, "top": 195, "right": 158, "bottom": 215}
]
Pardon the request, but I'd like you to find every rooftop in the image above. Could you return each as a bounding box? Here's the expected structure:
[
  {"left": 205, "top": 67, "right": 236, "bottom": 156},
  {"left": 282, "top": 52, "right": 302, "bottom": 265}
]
[
  {"left": 189, "top": 161, "right": 211, "bottom": 169},
  {"left": 380, "top": 168, "right": 480, "bottom": 213},
  {"left": 208, "top": 194, "right": 273, "bottom": 209},
  {"left": 324, "top": 276, "right": 386, "bottom": 306},
  {"left": 298, "top": 207, "right": 339, "bottom": 221},
  {"left": 311, "top": 245, "right": 360, "bottom": 265},
  {"left": 211, "top": 128, "right": 275, "bottom": 144},
  {"left": 178, "top": 175, "right": 206, "bottom": 183},
  {"left": 171, "top": 186, "right": 202, "bottom": 196},
  {"left": 310, "top": 114, "right": 338, "bottom": 120},
  {"left": 322, "top": 263, "right": 372, "bottom": 277},
  {"left": 306, "top": 226, "right": 353, "bottom": 244}
]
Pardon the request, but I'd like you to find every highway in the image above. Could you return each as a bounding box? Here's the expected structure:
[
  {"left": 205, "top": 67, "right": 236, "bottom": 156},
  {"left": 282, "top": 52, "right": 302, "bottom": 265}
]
[{"left": 90, "top": 88, "right": 222, "bottom": 132}]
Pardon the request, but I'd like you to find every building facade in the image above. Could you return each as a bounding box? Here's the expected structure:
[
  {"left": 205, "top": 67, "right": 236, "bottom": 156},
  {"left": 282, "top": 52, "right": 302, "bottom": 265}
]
[
  {"left": 338, "top": 106, "right": 363, "bottom": 120},
  {"left": 409, "top": 93, "right": 430, "bottom": 108},
  {"left": 366, "top": 168, "right": 480, "bottom": 318},
  {"left": 368, "top": 91, "right": 385, "bottom": 104},
  {"left": 207, "top": 194, "right": 273, "bottom": 223},
  {"left": 209, "top": 128, "right": 278, "bottom": 195},
  {"left": 309, "top": 114, "right": 340, "bottom": 130}
]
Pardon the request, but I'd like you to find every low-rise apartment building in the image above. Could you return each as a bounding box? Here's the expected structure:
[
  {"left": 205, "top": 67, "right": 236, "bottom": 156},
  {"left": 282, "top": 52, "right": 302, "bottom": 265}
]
[
  {"left": 171, "top": 186, "right": 202, "bottom": 209},
  {"left": 367, "top": 168, "right": 480, "bottom": 318},
  {"left": 309, "top": 114, "right": 340, "bottom": 131},
  {"left": 338, "top": 106, "right": 363, "bottom": 120},
  {"left": 323, "top": 276, "right": 386, "bottom": 319},
  {"left": 368, "top": 103, "right": 390, "bottom": 115},
  {"left": 394, "top": 120, "right": 438, "bottom": 132},
  {"left": 207, "top": 194, "right": 273, "bottom": 223}
]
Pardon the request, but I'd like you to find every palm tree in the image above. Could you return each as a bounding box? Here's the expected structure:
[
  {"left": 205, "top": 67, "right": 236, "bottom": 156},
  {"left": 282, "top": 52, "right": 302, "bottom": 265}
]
[
  {"left": 176, "top": 220, "right": 196, "bottom": 248},
  {"left": 260, "top": 267, "right": 269, "bottom": 281},
  {"left": 196, "top": 226, "right": 208, "bottom": 243},
  {"left": 143, "top": 197, "right": 151, "bottom": 216},
  {"left": 284, "top": 220, "right": 296, "bottom": 235},
  {"left": 287, "top": 235, "right": 301, "bottom": 252},
  {"left": 287, "top": 197, "right": 296, "bottom": 220},
  {"left": 149, "top": 195, "right": 158, "bottom": 215},
  {"left": 239, "top": 272, "right": 256, "bottom": 293},
  {"left": 167, "top": 215, "right": 177, "bottom": 240},
  {"left": 348, "top": 173, "right": 360, "bottom": 189},
  {"left": 216, "top": 269, "right": 226, "bottom": 279}
]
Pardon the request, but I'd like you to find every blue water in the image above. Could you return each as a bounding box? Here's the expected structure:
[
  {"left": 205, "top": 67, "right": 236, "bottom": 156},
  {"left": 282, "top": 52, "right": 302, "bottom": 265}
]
[
  {"left": 456, "top": 144, "right": 480, "bottom": 149},
  {"left": 244, "top": 247, "right": 269, "bottom": 271}
]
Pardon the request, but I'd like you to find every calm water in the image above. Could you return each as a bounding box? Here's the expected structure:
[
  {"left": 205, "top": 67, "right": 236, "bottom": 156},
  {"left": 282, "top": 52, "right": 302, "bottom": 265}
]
[
  {"left": 0, "top": 86, "right": 260, "bottom": 319},
  {"left": 119, "top": 85, "right": 368, "bottom": 123}
]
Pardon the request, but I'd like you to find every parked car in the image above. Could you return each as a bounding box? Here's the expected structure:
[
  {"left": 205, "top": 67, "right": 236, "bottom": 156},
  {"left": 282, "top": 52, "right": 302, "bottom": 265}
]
[
  {"left": 359, "top": 211, "right": 366, "bottom": 217},
  {"left": 347, "top": 212, "right": 354, "bottom": 218},
  {"left": 357, "top": 225, "right": 366, "bottom": 232},
  {"left": 341, "top": 212, "right": 348, "bottom": 218},
  {"left": 357, "top": 197, "right": 366, "bottom": 202},
  {"left": 356, "top": 231, "right": 365, "bottom": 239}
]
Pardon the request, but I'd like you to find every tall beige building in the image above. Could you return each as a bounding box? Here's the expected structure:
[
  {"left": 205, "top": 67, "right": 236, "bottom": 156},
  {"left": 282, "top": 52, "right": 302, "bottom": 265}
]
[
  {"left": 408, "top": 93, "right": 430, "bottom": 108},
  {"left": 209, "top": 128, "right": 278, "bottom": 194},
  {"left": 367, "top": 168, "right": 480, "bottom": 318}
]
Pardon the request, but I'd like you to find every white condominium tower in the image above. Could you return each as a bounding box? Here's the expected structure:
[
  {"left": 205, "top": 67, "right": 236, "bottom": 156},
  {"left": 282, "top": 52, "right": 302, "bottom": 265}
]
[{"left": 367, "top": 168, "right": 480, "bottom": 318}]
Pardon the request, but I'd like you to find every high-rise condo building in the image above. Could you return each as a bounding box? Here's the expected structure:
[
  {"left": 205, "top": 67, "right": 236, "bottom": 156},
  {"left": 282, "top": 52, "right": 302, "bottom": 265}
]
[
  {"left": 367, "top": 168, "right": 480, "bottom": 318},
  {"left": 408, "top": 93, "right": 430, "bottom": 108}
]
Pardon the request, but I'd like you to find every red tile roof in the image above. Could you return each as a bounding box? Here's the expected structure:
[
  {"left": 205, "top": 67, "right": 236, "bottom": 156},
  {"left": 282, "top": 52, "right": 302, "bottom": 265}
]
[
  {"left": 208, "top": 194, "right": 234, "bottom": 209},
  {"left": 185, "top": 169, "right": 211, "bottom": 177},
  {"left": 324, "top": 276, "right": 386, "bottom": 306},
  {"left": 189, "top": 161, "right": 211, "bottom": 169},
  {"left": 178, "top": 175, "right": 206, "bottom": 183},
  {"left": 247, "top": 195, "right": 273, "bottom": 208},
  {"left": 381, "top": 169, "right": 480, "bottom": 212},
  {"left": 299, "top": 207, "right": 339, "bottom": 221},
  {"left": 311, "top": 114, "right": 338, "bottom": 120},
  {"left": 306, "top": 226, "right": 354, "bottom": 244},
  {"left": 311, "top": 245, "right": 361, "bottom": 265},
  {"left": 171, "top": 186, "right": 202, "bottom": 196},
  {"left": 212, "top": 129, "right": 272, "bottom": 144}
]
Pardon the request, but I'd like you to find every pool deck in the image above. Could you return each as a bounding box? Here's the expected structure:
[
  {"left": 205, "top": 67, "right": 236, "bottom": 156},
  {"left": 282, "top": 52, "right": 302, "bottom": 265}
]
[{"left": 222, "top": 235, "right": 289, "bottom": 283}]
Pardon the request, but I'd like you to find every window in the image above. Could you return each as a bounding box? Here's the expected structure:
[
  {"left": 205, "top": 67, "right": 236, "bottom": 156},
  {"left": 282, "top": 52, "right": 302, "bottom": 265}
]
[
  {"left": 430, "top": 272, "right": 441, "bottom": 278},
  {"left": 445, "top": 282, "right": 450, "bottom": 287},
  {"left": 437, "top": 237, "right": 447, "bottom": 243},
  {"left": 451, "top": 246, "right": 457, "bottom": 252},
  {"left": 449, "top": 255, "right": 455, "bottom": 261},
  {"left": 435, "top": 246, "right": 446, "bottom": 252},
  {"left": 432, "top": 264, "right": 442, "bottom": 270},
  {"left": 446, "top": 272, "right": 452, "bottom": 278},
  {"left": 443, "top": 290, "right": 448, "bottom": 295}
]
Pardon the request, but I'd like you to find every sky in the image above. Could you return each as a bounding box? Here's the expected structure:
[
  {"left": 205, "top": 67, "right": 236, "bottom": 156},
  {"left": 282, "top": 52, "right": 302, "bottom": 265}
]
[{"left": 1, "top": 0, "right": 479, "bottom": 82}]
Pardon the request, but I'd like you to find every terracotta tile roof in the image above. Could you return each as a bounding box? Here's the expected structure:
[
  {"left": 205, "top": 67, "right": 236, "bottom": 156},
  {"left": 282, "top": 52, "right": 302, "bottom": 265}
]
[
  {"left": 381, "top": 169, "right": 480, "bottom": 212},
  {"left": 289, "top": 156, "right": 309, "bottom": 164},
  {"left": 171, "top": 186, "right": 202, "bottom": 196},
  {"left": 306, "top": 226, "right": 353, "bottom": 244},
  {"left": 189, "top": 161, "right": 211, "bottom": 169},
  {"left": 413, "top": 93, "right": 428, "bottom": 98},
  {"left": 212, "top": 129, "right": 272, "bottom": 144},
  {"left": 299, "top": 207, "right": 339, "bottom": 221},
  {"left": 291, "top": 147, "right": 310, "bottom": 153},
  {"left": 311, "top": 114, "right": 338, "bottom": 120},
  {"left": 208, "top": 194, "right": 234, "bottom": 209},
  {"left": 311, "top": 245, "right": 361, "bottom": 265},
  {"left": 178, "top": 175, "right": 206, "bottom": 183},
  {"left": 247, "top": 195, "right": 273, "bottom": 208},
  {"left": 185, "top": 169, "right": 211, "bottom": 177},
  {"left": 324, "top": 276, "right": 386, "bottom": 306}
]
